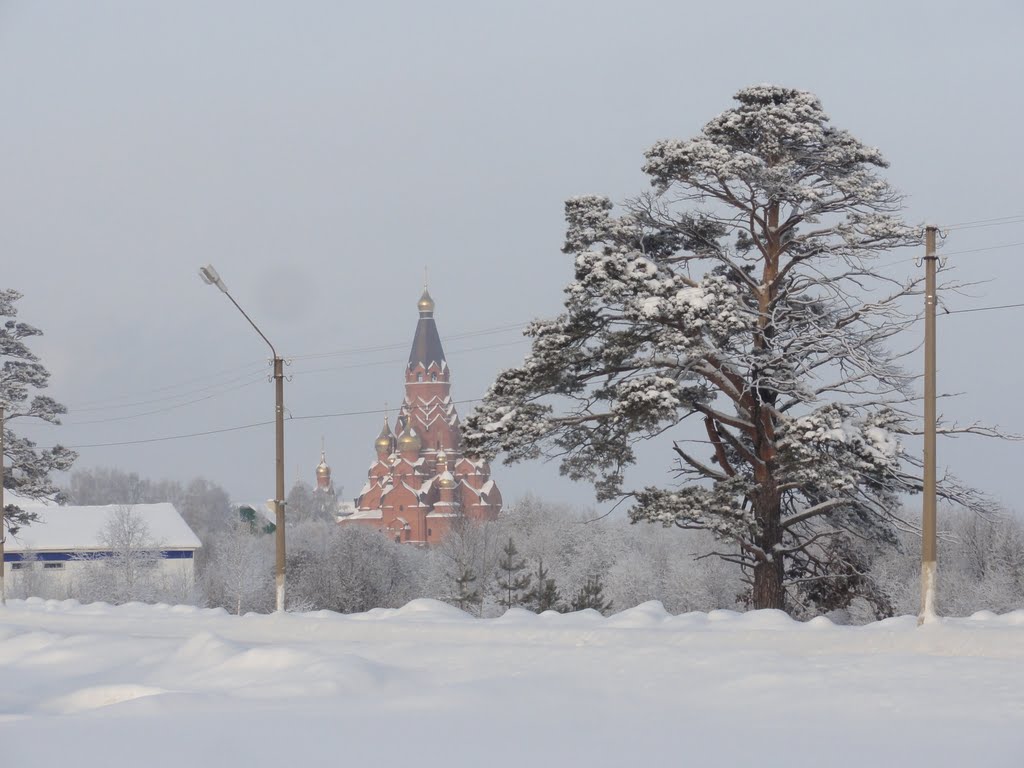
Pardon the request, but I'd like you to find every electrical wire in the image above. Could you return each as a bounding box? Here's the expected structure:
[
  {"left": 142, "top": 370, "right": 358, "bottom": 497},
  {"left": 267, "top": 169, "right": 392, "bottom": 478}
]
[
  {"left": 938, "top": 214, "right": 1024, "bottom": 231},
  {"left": 62, "top": 376, "right": 267, "bottom": 425},
  {"left": 58, "top": 320, "right": 529, "bottom": 414},
  {"left": 943, "top": 301, "right": 1024, "bottom": 316},
  {"left": 288, "top": 338, "right": 528, "bottom": 378},
  {"left": 66, "top": 359, "right": 270, "bottom": 410},
  {"left": 67, "top": 367, "right": 271, "bottom": 414},
  {"left": 56, "top": 399, "right": 486, "bottom": 450},
  {"left": 934, "top": 241, "right": 1024, "bottom": 258},
  {"left": 288, "top": 321, "right": 526, "bottom": 362}
]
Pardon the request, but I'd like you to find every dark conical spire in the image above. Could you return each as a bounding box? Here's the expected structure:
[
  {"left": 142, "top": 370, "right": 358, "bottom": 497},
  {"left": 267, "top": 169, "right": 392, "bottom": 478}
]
[{"left": 408, "top": 288, "right": 445, "bottom": 370}]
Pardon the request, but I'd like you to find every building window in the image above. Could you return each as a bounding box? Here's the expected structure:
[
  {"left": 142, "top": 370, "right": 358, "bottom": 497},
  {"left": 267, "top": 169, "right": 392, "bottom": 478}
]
[
  {"left": 11, "top": 562, "right": 26, "bottom": 570},
  {"left": 416, "top": 373, "right": 423, "bottom": 382},
  {"left": 431, "top": 373, "right": 437, "bottom": 381},
  {"left": 43, "top": 562, "right": 65, "bottom": 570},
  {"left": 399, "top": 504, "right": 404, "bottom": 511}
]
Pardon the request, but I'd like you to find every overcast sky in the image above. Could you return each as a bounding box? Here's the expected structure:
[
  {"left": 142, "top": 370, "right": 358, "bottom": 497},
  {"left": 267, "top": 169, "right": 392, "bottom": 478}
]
[{"left": 2, "top": 0, "right": 1023, "bottom": 515}]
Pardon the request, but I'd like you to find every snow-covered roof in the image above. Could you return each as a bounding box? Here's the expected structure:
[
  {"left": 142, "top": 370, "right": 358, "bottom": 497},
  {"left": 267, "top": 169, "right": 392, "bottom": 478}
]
[
  {"left": 7, "top": 503, "right": 202, "bottom": 553},
  {"left": 346, "top": 509, "right": 384, "bottom": 521}
]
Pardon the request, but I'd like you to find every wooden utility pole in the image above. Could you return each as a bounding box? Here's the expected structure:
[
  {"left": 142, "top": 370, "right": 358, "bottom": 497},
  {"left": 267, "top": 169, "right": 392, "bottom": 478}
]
[{"left": 918, "top": 225, "right": 939, "bottom": 624}]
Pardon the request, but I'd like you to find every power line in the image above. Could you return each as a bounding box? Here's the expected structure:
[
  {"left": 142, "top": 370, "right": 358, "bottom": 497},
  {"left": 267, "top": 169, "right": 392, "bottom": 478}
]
[
  {"left": 939, "top": 214, "right": 1024, "bottom": 231},
  {"left": 63, "top": 419, "right": 275, "bottom": 448},
  {"left": 16, "top": 337, "right": 529, "bottom": 431},
  {"left": 288, "top": 321, "right": 526, "bottom": 362},
  {"left": 68, "top": 368, "right": 270, "bottom": 414},
  {"left": 936, "top": 241, "right": 1024, "bottom": 257},
  {"left": 60, "top": 320, "right": 529, "bottom": 413},
  {"left": 66, "top": 359, "right": 270, "bottom": 410},
  {"left": 55, "top": 399, "right": 486, "bottom": 450},
  {"left": 289, "top": 338, "right": 528, "bottom": 378},
  {"left": 63, "top": 377, "right": 266, "bottom": 425},
  {"left": 943, "top": 301, "right": 1024, "bottom": 316}
]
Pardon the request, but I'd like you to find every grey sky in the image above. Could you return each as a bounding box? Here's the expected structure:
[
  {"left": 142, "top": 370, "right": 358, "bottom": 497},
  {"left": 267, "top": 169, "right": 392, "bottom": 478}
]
[{"left": 3, "top": 1, "right": 1023, "bottom": 513}]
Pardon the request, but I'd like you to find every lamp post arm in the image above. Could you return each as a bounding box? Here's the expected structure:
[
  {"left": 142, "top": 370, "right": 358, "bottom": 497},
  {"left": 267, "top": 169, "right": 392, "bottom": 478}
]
[{"left": 222, "top": 291, "right": 278, "bottom": 360}]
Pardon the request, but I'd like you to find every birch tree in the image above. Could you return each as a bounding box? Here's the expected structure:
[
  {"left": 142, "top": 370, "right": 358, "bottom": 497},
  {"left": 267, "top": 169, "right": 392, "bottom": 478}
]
[{"left": 465, "top": 85, "right": 995, "bottom": 612}]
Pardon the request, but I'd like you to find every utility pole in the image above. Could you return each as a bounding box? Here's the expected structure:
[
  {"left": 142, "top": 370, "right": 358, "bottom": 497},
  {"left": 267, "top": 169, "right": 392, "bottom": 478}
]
[
  {"left": 273, "top": 355, "right": 285, "bottom": 612},
  {"left": 200, "top": 265, "right": 287, "bottom": 612},
  {"left": 918, "top": 225, "right": 938, "bottom": 625}
]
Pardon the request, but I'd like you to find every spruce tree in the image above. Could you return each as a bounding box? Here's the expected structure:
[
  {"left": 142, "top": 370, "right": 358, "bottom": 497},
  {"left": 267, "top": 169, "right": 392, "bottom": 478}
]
[
  {"left": 570, "top": 575, "right": 613, "bottom": 615},
  {"left": 452, "top": 565, "right": 482, "bottom": 614},
  {"left": 524, "top": 558, "right": 564, "bottom": 613},
  {"left": 1, "top": 290, "right": 77, "bottom": 601},
  {"left": 495, "top": 536, "right": 531, "bottom": 609}
]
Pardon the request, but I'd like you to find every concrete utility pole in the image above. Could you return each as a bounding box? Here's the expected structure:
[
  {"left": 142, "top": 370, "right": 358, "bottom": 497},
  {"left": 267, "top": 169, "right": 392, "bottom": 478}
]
[
  {"left": 918, "top": 225, "right": 939, "bottom": 625},
  {"left": 200, "top": 265, "right": 287, "bottom": 612}
]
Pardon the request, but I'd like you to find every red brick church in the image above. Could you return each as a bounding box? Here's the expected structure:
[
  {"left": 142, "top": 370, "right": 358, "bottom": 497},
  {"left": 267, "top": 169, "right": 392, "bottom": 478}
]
[{"left": 337, "top": 286, "right": 502, "bottom": 543}]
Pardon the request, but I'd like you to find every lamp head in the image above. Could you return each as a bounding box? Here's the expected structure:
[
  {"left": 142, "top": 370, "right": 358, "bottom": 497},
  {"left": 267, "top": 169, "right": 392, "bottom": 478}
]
[{"left": 199, "top": 265, "right": 229, "bottom": 294}]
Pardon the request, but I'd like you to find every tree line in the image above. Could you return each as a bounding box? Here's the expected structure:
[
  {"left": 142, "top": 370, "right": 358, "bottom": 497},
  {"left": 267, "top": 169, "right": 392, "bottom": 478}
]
[{"left": 6, "top": 468, "right": 1020, "bottom": 622}]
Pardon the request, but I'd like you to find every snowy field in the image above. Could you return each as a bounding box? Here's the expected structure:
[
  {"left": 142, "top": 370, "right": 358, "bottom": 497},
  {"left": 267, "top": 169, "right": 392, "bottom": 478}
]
[{"left": 1, "top": 599, "right": 1022, "bottom": 767}]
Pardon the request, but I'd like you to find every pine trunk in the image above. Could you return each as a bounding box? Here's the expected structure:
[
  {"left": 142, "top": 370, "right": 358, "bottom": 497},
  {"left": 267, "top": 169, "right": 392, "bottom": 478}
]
[
  {"left": 752, "top": 489, "right": 785, "bottom": 611},
  {"left": 752, "top": 554, "right": 785, "bottom": 610}
]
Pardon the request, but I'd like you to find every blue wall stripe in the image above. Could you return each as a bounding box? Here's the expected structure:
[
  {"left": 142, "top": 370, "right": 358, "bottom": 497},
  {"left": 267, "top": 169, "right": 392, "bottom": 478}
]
[{"left": 4, "top": 550, "right": 195, "bottom": 563}]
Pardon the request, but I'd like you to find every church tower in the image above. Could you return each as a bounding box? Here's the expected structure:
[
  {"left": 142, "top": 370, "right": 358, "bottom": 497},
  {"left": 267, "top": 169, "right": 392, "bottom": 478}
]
[
  {"left": 312, "top": 441, "right": 340, "bottom": 519},
  {"left": 344, "top": 286, "right": 502, "bottom": 543}
]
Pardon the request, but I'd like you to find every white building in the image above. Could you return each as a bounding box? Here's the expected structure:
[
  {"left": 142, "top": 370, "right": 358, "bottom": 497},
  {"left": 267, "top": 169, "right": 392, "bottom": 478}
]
[{"left": 3, "top": 494, "right": 202, "bottom": 589}]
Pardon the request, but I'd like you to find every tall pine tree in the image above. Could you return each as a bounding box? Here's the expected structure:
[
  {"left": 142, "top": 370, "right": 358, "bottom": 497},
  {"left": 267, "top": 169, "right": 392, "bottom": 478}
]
[
  {"left": 466, "top": 85, "right": 1000, "bottom": 612},
  {"left": 1, "top": 290, "right": 77, "bottom": 601}
]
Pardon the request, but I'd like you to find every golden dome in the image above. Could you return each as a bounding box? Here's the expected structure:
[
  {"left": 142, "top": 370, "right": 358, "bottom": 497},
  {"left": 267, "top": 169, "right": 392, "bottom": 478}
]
[
  {"left": 417, "top": 288, "right": 435, "bottom": 316},
  {"left": 375, "top": 417, "right": 394, "bottom": 455},
  {"left": 316, "top": 449, "right": 330, "bottom": 477},
  {"left": 397, "top": 424, "right": 422, "bottom": 453},
  {"left": 438, "top": 470, "right": 456, "bottom": 489}
]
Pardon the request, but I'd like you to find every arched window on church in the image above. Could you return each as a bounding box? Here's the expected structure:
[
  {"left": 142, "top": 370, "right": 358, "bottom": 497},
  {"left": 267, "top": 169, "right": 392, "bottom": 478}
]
[
  {"left": 431, "top": 372, "right": 437, "bottom": 381},
  {"left": 416, "top": 373, "right": 423, "bottom": 382}
]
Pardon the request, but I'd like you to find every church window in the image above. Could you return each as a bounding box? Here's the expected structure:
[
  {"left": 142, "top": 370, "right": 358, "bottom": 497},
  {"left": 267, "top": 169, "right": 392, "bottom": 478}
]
[
  {"left": 431, "top": 373, "right": 437, "bottom": 381},
  {"left": 416, "top": 373, "right": 423, "bottom": 382}
]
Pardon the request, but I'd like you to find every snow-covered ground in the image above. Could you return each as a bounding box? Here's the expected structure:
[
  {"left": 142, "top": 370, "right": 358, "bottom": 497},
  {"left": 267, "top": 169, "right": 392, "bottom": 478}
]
[{"left": 1, "top": 599, "right": 1022, "bottom": 767}]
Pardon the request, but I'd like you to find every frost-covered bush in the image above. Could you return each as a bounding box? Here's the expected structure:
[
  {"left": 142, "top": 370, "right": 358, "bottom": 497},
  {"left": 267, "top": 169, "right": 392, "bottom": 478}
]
[{"left": 286, "top": 521, "right": 423, "bottom": 614}]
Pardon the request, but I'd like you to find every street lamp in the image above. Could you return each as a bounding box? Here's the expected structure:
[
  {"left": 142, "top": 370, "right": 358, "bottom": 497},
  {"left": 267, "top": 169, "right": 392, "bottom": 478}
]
[{"left": 199, "top": 264, "right": 286, "bottom": 612}]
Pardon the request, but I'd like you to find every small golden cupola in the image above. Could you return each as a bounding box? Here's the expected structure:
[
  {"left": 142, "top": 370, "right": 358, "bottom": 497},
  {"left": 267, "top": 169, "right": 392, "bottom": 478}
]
[
  {"left": 315, "top": 447, "right": 332, "bottom": 490},
  {"left": 375, "top": 415, "right": 395, "bottom": 456},
  {"left": 397, "top": 422, "right": 422, "bottom": 454},
  {"left": 417, "top": 287, "right": 435, "bottom": 317}
]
